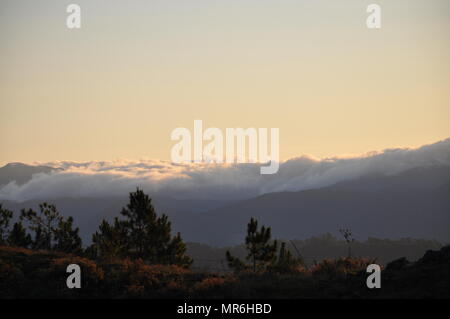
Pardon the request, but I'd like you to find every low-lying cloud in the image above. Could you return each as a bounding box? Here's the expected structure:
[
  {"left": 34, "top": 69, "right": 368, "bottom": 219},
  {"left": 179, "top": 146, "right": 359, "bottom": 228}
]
[{"left": 1, "top": 139, "right": 449, "bottom": 202}]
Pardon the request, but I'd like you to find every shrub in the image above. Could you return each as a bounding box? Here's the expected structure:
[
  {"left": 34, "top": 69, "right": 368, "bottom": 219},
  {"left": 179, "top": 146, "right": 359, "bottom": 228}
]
[{"left": 100, "top": 258, "right": 190, "bottom": 297}]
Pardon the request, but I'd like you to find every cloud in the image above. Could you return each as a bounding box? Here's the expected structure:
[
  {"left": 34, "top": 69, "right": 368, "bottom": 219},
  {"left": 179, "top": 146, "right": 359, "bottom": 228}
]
[{"left": 1, "top": 139, "right": 449, "bottom": 202}]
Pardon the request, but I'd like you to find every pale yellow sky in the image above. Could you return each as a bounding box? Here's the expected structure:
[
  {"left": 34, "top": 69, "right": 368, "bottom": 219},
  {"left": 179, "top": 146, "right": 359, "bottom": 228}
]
[{"left": 0, "top": 0, "right": 449, "bottom": 165}]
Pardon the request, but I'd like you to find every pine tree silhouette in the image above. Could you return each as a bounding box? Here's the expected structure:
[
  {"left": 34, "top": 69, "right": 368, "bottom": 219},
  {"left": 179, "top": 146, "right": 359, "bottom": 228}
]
[
  {"left": 54, "top": 216, "right": 82, "bottom": 253},
  {"left": 0, "top": 204, "right": 13, "bottom": 245},
  {"left": 226, "top": 217, "right": 278, "bottom": 272},
  {"left": 90, "top": 188, "right": 192, "bottom": 267},
  {"left": 7, "top": 222, "right": 32, "bottom": 248},
  {"left": 90, "top": 218, "right": 128, "bottom": 259},
  {"left": 20, "top": 203, "right": 82, "bottom": 253}
]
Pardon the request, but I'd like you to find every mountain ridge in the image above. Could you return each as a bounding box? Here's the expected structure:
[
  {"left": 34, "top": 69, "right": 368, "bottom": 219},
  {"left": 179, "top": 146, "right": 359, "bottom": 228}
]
[{"left": 1, "top": 164, "right": 449, "bottom": 245}]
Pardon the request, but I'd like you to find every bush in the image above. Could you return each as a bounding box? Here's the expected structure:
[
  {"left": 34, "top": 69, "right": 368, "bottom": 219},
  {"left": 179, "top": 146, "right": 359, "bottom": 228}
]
[
  {"left": 45, "top": 256, "right": 105, "bottom": 297},
  {"left": 100, "top": 258, "right": 190, "bottom": 297}
]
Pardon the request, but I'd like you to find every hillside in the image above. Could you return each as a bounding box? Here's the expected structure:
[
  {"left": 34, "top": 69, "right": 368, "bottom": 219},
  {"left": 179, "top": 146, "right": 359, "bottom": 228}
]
[
  {"left": 183, "top": 165, "right": 450, "bottom": 245},
  {"left": 1, "top": 245, "right": 449, "bottom": 298}
]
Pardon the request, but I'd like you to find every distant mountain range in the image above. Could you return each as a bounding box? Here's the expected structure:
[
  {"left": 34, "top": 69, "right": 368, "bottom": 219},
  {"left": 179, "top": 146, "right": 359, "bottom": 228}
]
[
  {"left": 1, "top": 162, "right": 449, "bottom": 246},
  {"left": 185, "top": 166, "right": 450, "bottom": 245},
  {"left": 0, "top": 162, "right": 57, "bottom": 187}
]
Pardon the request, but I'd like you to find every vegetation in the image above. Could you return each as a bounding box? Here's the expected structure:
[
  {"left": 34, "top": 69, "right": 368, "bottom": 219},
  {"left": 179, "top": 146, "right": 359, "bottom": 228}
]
[
  {"left": 0, "top": 205, "right": 13, "bottom": 245},
  {"left": 187, "top": 235, "right": 443, "bottom": 271},
  {"left": 1, "top": 244, "right": 449, "bottom": 298},
  {"left": 226, "top": 217, "right": 302, "bottom": 273},
  {"left": 1, "top": 190, "right": 449, "bottom": 298},
  {"left": 0, "top": 189, "right": 191, "bottom": 267},
  {"left": 88, "top": 189, "right": 192, "bottom": 267},
  {"left": 339, "top": 228, "right": 355, "bottom": 258}
]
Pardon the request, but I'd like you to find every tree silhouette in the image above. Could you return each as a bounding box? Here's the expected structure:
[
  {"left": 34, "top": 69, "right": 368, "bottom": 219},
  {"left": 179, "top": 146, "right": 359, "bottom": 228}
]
[
  {"left": 90, "top": 188, "right": 192, "bottom": 267},
  {"left": 0, "top": 204, "right": 13, "bottom": 245},
  {"left": 269, "top": 242, "right": 303, "bottom": 273},
  {"left": 226, "top": 217, "right": 278, "bottom": 272},
  {"left": 7, "top": 222, "right": 32, "bottom": 248},
  {"left": 90, "top": 218, "right": 128, "bottom": 259},
  {"left": 20, "top": 203, "right": 82, "bottom": 253},
  {"left": 339, "top": 228, "right": 355, "bottom": 258},
  {"left": 54, "top": 216, "right": 82, "bottom": 253}
]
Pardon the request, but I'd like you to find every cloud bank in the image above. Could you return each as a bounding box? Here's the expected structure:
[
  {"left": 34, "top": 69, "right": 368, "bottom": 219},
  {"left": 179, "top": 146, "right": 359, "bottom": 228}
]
[{"left": 1, "top": 139, "right": 449, "bottom": 202}]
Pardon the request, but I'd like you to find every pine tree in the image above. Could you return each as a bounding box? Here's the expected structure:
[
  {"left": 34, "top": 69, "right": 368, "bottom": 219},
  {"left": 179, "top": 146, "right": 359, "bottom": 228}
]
[
  {"left": 0, "top": 204, "right": 13, "bottom": 245},
  {"left": 163, "top": 232, "right": 193, "bottom": 267},
  {"left": 339, "top": 228, "right": 355, "bottom": 258},
  {"left": 21, "top": 203, "right": 82, "bottom": 253},
  {"left": 31, "top": 225, "right": 51, "bottom": 250},
  {"left": 226, "top": 217, "right": 278, "bottom": 272},
  {"left": 21, "top": 204, "right": 60, "bottom": 250},
  {"left": 54, "top": 216, "right": 82, "bottom": 254},
  {"left": 90, "top": 189, "right": 192, "bottom": 267},
  {"left": 90, "top": 218, "right": 128, "bottom": 259},
  {"left": 7, "top": 222, "right": 32, "bottom": 248},
  {"left": 269, "top": 242, "right": 303, "bottom": 273},
  {"left": 225, "top": 250, "right": 246, "bottom": 272}
]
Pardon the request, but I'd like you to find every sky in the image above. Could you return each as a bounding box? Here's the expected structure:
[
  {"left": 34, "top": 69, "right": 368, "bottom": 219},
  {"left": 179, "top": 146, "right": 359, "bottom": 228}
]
[{"left": 1, "top": 0, "right": 449, "bottom": 165}]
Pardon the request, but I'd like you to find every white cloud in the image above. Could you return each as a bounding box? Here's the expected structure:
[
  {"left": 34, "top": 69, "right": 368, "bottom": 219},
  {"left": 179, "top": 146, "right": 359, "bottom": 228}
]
[{"left": 1, "top": 139, "right": 449, "bottom": 202}]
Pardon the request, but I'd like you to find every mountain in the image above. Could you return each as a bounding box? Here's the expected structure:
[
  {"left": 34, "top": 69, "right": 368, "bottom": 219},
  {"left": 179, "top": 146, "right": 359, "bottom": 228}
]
[
  {"left": 1, "top": 164, "right": 449, "bottom": 246},
  {"left": 188, "top": 185, "right": 449, "bottom": 246},
  {"left": 0, "top": 162, "right": 57, "bottom": 187},
  {"left": 181, "top": 165, "right": 450, "bottom": 245}
]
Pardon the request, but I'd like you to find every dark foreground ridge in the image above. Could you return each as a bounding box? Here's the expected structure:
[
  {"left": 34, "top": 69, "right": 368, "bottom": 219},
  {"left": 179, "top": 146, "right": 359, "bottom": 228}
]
[{"left": 1, "top": 245, "right": 449, "bottom": 298}]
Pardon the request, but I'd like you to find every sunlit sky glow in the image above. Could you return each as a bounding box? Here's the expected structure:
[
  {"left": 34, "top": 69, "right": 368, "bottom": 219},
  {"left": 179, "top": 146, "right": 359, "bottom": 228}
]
[{"left": 1, "top": 0, "right": 449, "bottom": 165}]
